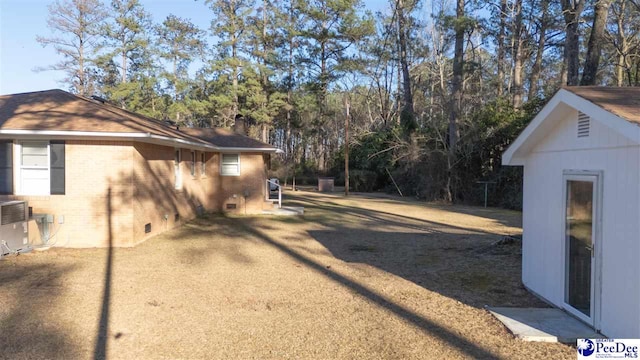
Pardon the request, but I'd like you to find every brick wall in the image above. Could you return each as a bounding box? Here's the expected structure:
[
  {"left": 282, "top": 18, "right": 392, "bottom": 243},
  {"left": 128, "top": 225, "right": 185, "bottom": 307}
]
[
  {"left": 217, "top": 152, "right": 269, "bottom": 214},
  {"left": 0, "top": 140, "right": 271, "bottom": 248},
  {"left": 0, "top": 140, "right": 134, "bottom": 247},
  {"left": 131, "top": 146, "right": 269, "bottom": 244}
]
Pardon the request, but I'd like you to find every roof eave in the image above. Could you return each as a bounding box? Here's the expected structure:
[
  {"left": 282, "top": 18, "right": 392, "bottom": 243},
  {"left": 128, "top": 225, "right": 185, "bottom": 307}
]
[{"left": 0, "top": 130, "right": 279, "bottom": 153}]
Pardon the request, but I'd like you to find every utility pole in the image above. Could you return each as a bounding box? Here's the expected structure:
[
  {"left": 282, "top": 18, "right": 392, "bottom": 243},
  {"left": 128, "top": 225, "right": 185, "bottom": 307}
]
[{"left": 345, "top": 96, "right": 350, "bottom": 197}]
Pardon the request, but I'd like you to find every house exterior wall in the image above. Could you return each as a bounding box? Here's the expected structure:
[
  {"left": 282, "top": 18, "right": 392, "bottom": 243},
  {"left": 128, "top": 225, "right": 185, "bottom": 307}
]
[
  {"left": 522, "top": 108, "right": 640, "bottom": 337},
  {"left": 0, "top": 140, "right": 135, "bottom": 247},
  {"left": 1, "top": 141, "right": 271, "bottom": 248},
  {"left": 217, "top": 152, "right": 269, "bottom": 214},
  {"left": 132, "top": 144, "right": 195, "bottom": 245},
  {"left": 131, "top": 146, "right": 269, "bottom": 244}
]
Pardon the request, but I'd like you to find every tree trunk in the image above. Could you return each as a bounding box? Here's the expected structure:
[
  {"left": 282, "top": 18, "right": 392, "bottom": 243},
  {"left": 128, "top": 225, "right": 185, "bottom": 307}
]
[
  {"left": 396, "top": 0, "right": 414, "bottom": 130},
  {"left": 496, "top": 0, "right": 507, "bottom": 97},
  {"left": 447, "top": 0, "right": 465, "bottom": 202},
  {"left": 512, "top": 0, "right": 524, "bottom": 109},
  {"left": 613, "top": 0, "right": 628, "bottom": 87},
  {"left": 232, "top": 35, "right": 239, "bottom": 121},
  {"left": 561, "top": 0, "right": 585, "bottom": 86},
  {"left": 529, "top": 0, "right": 548, "bottom": 99},
  {"left": 580, "top": 0, "right": 613, "bottom": 85},
  {"left": 344, "top": 97, "right": 350, "bottom": 196},
  {"left": 122, "top": 38, "right": 127, "bottom": 84},
  {"left": 79, "top": 37, "right": 86, "bottom": 95}
]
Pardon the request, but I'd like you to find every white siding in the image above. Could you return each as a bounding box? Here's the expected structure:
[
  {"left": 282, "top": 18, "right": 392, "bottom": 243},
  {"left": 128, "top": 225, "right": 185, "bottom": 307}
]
[{"left": 522, "top": 109, "right": 640, "bottom": 338}]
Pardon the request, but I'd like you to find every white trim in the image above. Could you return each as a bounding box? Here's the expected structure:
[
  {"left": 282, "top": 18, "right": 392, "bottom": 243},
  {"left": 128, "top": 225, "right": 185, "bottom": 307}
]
[
  {"left": 561, "top": 170, "right": 603, "bottom": 329},
  {"left": 16, "top": 141, "right": 51, "bottom": 196},
  {"left": 220, "top": 153, "right": 240, "bottom": 176},
  {"left": 503, "top": 89, "right": 640, "bottom": 166},
  {"left": 0, "top": 130, "right": 279, "bottom": 153}
]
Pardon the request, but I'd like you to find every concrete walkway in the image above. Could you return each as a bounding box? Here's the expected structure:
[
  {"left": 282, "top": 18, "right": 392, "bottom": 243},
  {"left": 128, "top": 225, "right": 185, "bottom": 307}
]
[{"left": 488, "top": 307, "right": 603, "bottom": 343}]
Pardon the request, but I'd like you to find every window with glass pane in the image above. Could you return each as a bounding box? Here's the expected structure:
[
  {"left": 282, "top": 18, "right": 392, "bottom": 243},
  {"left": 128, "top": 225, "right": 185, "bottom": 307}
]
[
  {"left": 201, "top": 153, "right": 206, "bottom": 175},
  {"left": 190, "top": 151, "right": 196, "bottom": 176},
  {"left": 20, "top": 142, "right": 49, "bottom": 195},
  {"left": 174, "top": 149, "right": 182, "bottom": 189},
  {"left": 221, "top": 154, "right": 240, "bottom": 176}
]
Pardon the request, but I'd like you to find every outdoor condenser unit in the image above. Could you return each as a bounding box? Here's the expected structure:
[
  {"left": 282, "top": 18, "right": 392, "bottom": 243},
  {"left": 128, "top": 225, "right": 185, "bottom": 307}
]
[{"left": 0, "top": 201, "right": 29, "bottom": 255}]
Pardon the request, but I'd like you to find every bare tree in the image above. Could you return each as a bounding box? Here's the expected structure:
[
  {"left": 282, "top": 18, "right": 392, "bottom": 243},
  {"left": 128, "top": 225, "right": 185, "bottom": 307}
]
[
  {"left": 36, "top": 0, "right": 107, "bottom": 96},
  {"left": 608, "top": 0, "right": 640, "bottom": 86}
]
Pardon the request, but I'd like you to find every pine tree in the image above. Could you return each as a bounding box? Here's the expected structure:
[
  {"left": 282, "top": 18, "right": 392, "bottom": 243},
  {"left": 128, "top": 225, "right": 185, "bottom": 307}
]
[
  {"left": 206, "top": 0, "right": 255, "bottom": 126},
  {"left": 101, "top": 0, "right": 153, "bottom": 107},
  {"left": 156, "top": 14, "right": 205, "bottom": 123},
  {"left": 296, "top": 0, "right": 374, "bottom": 169},
  {"left": 36, "top": 0, "right": 107, "bottom": 95}
]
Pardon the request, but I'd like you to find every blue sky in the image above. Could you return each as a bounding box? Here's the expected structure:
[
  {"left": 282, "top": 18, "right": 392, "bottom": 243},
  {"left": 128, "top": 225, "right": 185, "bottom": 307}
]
[{"left": 0, "top": 0, "right": 389, "bottom": 95}]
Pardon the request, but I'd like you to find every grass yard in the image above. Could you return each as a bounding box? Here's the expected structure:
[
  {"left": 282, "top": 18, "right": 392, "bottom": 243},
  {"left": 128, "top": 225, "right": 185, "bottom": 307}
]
[{"left": 0, "top": 190, "right": 574, "bottom": 359}]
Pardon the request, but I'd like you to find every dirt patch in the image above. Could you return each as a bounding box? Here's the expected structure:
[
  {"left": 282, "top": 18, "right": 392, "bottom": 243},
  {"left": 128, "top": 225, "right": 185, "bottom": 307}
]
[{"left": 0, "top": 190, "right": 574, "bottom": 359}]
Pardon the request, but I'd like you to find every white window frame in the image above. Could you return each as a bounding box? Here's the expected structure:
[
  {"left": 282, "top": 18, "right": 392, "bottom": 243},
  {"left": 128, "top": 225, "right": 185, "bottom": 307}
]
[
  {"left": 15, "top": 141, "right": 50, "bottom": 196},
  {"left": 174, "top": 148, "right": 182, "bottom": 189},
  {"left": 220, "top": 153, "right": 240, "bottom": 176},
  {"left": 201, "top": 152, "right": 206, "bottom": 176}
]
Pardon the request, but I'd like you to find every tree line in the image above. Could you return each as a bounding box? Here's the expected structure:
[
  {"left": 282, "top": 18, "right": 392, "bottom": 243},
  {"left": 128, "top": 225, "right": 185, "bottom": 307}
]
[{"left": 37, "top": 0, "right": 640, "bottom": 208}]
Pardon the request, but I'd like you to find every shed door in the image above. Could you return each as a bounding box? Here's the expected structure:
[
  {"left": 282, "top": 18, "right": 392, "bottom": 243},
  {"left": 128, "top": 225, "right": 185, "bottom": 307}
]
[{"left": 563, "top": 172, "right": 601, "bottom": 327}]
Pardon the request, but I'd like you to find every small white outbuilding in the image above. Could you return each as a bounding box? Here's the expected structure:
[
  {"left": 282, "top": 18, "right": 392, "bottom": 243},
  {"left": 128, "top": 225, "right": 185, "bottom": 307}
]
[{"left": 502, "top": 86, "right": 640, "bottom": 338}]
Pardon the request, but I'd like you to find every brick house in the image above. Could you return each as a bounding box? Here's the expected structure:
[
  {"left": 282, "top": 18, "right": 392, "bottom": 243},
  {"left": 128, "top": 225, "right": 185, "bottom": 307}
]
[{"left": 0, "top": 89, "right": 278, "bottom": 248}]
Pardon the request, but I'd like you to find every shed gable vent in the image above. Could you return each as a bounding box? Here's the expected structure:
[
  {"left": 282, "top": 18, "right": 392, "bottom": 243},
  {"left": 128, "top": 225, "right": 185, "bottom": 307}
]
[{"left": 577, "top": 112, "right": 590, "bottom": 138}]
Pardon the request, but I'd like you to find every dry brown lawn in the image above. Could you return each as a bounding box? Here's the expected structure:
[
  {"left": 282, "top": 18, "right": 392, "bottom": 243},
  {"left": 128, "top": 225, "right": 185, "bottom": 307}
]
[{"left": 0, "top": 190, "right": 574, "bottom": 359}]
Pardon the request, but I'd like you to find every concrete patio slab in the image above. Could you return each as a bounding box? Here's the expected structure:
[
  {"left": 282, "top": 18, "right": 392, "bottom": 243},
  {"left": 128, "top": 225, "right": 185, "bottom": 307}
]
[{"left": 488, "top": 307, "right": 604, "bottom": 343}]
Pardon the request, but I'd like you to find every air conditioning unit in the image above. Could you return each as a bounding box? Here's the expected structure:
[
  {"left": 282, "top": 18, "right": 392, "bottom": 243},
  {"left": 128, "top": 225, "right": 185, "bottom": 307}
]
[{"left": 0, "top": 201, "right": 29, "bottom": 256}]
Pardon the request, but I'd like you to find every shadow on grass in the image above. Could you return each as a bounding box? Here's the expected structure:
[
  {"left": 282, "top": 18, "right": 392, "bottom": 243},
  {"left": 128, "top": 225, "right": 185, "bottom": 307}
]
[
  {"left": 286, "top": 190, "right": 520, "bottom": 230},
  {"left": 93, "top": 187, "right": 113, "bottom": 360},
  {"left": 307, "top": 229, "right": 544, "bottom": 308},
  {"left": 170, "top": 219, "right": 258, "bottom": 266},
  {"left": 285, "top": 192, "right": 514, "bottom": 236},
  {"left": 0, "top": 262, "right": 79, "bottom": 359},
  {"left": 225, "top": 217, "right": 502, "bottom": 359},
  {"left": 277, "top": 191, "right": 545, "bottom": 307}
]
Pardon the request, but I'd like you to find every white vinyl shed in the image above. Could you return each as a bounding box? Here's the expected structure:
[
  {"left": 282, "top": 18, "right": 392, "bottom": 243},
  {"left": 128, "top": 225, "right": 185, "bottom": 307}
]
[{"left": 502, "top": 86, "right": 640, "bottom": 338}]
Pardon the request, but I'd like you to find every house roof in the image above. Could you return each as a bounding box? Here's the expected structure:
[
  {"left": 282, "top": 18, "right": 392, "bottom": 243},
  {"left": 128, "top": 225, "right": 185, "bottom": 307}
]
[
  {"left": 0, "top": 89, "right": 277, "bottom": 152},
  {"left": 181, "top": 128, "right": 275, "bottom": 151},
  {"left": 564, "top": 86, "right": 640, "bottom": 125},
  {"left": 502, "top": 87, "right": 640, "bottom": 166}
]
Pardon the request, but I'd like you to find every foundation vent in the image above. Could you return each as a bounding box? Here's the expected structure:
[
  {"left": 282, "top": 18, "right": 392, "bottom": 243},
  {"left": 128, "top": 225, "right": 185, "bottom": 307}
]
[
  {"left": 578, "top": 112, "right": 590, "bottom": 138},
  {"left": 226, "top": 203, "right": 237, "bottom": 210}
]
